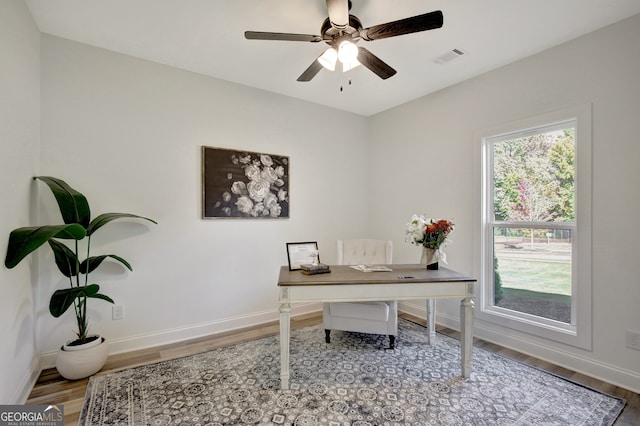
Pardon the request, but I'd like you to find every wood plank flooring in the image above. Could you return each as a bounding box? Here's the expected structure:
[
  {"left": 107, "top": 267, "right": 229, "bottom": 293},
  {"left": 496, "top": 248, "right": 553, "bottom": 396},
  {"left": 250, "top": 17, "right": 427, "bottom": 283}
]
[{"left": 27, "top": 312, "right": 639, "bottom": 425}]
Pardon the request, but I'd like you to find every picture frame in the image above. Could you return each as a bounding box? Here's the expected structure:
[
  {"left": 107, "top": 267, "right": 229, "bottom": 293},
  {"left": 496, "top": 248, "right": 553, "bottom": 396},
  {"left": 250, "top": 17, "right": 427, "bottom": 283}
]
[
  {"left": 202, "top": 146, "right": 289, "bottom": 219},
  {"left": 286, "top": 241, "right": 320, "bottom": 271}
]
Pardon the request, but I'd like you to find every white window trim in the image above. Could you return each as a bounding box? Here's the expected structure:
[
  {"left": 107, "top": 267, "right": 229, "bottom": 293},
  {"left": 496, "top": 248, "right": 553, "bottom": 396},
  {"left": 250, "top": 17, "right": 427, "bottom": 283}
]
[{"left": 473, "top": 104, "right": 592, "bottom": 350}]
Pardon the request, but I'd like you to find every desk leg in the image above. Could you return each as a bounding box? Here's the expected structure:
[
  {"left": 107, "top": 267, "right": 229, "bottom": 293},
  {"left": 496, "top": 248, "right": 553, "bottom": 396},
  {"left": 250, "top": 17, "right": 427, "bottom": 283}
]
[
  {"left": 460, "top": 297, "right": 475, "bottom": 378},
  {"left": 426, "top": 299, "right": 436, "bottom": 344},
  {"left": 279, "top": 302, "right": 291, "bottom": 390}
]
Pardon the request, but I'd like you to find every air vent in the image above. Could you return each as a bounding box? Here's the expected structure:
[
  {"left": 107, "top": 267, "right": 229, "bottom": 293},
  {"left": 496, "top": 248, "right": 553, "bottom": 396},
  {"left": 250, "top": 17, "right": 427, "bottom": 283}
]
[{"left": 434, "top": 48, "right": 466, "bottom": 64}]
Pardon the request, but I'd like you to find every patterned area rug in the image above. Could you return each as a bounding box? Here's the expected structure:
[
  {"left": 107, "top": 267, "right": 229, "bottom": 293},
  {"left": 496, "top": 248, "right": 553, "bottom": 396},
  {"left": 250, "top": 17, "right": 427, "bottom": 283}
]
[{"left": 79, "top": 319, "right": 624, "bottom": 425}]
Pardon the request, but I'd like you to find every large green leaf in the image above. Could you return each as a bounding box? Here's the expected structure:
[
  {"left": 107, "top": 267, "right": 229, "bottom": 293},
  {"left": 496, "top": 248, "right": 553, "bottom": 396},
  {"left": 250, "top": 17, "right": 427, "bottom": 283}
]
[
  {"left": 4, "top": 225, "right": 86, "bottom": 269},
  {"left": 49, "top": 284, "right": 115, "bottom": 318},
  {"left": 80, "top": 254, "right": 132, "bottom": 274},
  {"left": 87, "top": 213, "right": 157, "bottom": 236},
  {"left": 36, "top": 176, "right": 91, "bottom": 228},
  {"left": 48, "top": 239, "right": 79, "bottom": 277}
]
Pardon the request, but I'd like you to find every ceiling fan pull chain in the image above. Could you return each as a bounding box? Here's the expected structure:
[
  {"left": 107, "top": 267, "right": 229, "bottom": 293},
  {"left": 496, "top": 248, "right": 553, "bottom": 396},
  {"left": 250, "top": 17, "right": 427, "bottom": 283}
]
[{"left": 339, "top": 77, "right": 353, "bottom": 92}]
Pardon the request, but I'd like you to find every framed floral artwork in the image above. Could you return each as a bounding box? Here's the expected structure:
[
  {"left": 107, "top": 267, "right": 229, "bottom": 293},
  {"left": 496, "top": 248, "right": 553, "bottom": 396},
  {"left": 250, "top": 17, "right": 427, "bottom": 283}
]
[{"left": 202, "top": 146, "right": 289, "bottom": 219}]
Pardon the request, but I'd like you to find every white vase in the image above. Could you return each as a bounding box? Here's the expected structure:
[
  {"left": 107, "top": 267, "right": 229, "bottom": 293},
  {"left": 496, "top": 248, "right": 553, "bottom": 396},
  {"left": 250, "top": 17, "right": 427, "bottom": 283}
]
[
  {"left": 420, "top": 247, "right": 439, "bottom": 270},
  {"left": 56, "top": 335, "right": 109, "bottom": 380}
]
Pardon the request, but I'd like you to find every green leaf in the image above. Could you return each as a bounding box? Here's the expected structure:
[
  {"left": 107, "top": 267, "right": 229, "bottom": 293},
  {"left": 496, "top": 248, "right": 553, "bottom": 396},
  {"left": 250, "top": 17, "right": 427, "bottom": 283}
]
[
  {"left": 4, "top": 225, "right": 86, "bottom": 269},
  {"left": 80, "top": 254, "right": 132, "bottom": 274},
  {"left": 50, "top": 286, "right": 87, "bottom": 317},
  {"left": 91, "top": 293, "right": 115, "bottom": 304},
  {"left": 49, "top": 284, "right": 114, "bottom": 318},
  {"left": 82, "top": 284, "right": 100, "bottom": 297},
  {"left": 35, "top": 176, "right": 91, "bottom": 228},
  {"left": 48, "top": 239, "right": 79, "bottom": 277},
  {"left": 87, "top": 213, "right": 157, "bottom": 236}
]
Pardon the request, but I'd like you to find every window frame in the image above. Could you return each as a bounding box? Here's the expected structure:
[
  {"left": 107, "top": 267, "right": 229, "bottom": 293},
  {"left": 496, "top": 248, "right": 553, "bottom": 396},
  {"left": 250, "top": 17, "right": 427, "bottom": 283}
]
[{"left": 474, "top": 105, "right": 592, "bottom": 350}]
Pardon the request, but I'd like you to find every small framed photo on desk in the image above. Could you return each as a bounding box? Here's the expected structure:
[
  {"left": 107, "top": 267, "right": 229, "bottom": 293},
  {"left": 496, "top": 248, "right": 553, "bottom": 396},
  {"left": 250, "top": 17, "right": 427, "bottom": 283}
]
[{"left": 286, "top": 241, "right": 320, "bottom": 270}]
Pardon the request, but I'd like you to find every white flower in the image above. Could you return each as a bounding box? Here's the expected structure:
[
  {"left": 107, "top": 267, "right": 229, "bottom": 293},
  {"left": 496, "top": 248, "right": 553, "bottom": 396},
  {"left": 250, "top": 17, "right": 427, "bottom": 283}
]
[
  {"left": 247, "top": 179, "right": 271, "bottom": 202},
  {"left": 405, "top": 214, "right": 429, "bottom": 246},
  {"left": 269, "top": 203, "right": 282, "bottom": 217},
  {"left": 263, "top": 192, "right": 281, "bottom": 217},
  {"left": 260, "top": 154, "right": 273, "bottom": 167},
  {"left": 264, "top": 192, "right": 278, "bottom": 210},
  {"left": 261, "top": 167, "right": 279, "bottom": 184},
  {"left": 251, "top": 202, "right": 264, "bottom": 217},
  {"left": 245, "top": 164, "right": 261, "bottom": 181},
  {"left": 231, "top": 181, "right": 247, "bottom": 195},
  {"left": 239, "top": 154, "right": 251, "bottom": 164},
  {"left": 222, "top": 191, "right": 232, "bottom": 202},
  {"left": 235, "top": 196, "right": 253, "bottom": 214},
  {"left": 275, "top": 165, "right": 285, "bottom": 177},
  {"left": 278, "top": 188, "right": 288, "bottom": 202}
]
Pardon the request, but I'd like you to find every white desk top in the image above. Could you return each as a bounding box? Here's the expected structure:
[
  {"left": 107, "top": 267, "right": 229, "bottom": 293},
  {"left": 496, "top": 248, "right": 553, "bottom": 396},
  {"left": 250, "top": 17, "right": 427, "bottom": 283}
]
[{"left": 278, "top": 264, "right": 476, "bottom": 286}]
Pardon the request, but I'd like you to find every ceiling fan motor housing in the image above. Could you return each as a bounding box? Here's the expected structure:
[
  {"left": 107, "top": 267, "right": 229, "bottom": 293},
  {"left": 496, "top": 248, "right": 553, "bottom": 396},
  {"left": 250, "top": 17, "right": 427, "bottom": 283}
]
[{"left": 321, "top": 15, "right": 363, "bottom": 48}]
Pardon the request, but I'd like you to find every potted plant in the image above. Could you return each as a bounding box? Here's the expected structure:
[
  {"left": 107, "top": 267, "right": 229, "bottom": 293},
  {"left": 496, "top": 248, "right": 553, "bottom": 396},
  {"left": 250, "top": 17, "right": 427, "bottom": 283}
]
[{"left": 4, "top": 176, "right": 156, "bottom": 379}]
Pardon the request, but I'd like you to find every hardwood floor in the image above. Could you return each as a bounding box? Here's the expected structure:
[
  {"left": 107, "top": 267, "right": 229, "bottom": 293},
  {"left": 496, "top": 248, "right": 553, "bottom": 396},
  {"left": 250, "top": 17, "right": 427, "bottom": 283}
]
[{"left": 27, "top": 312, "right": 639, "bottom": 425}]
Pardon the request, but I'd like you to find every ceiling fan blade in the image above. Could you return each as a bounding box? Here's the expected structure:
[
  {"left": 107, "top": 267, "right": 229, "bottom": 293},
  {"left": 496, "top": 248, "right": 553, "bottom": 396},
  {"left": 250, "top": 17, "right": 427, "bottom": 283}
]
[
  {"left": 357, "top": 47, "right": 397, "bottom": 79},
  {"left": 297, "top": 58, "right": 324, "bottom": 82},
  {"left": 360, "top": 10, "right": 443, "bottom": 41},
  {"left": 244, "top": 31, "right": 322, "bottom": 42},
  {"left": 326, "top": 0, "right": 349, "bottom": 30}
]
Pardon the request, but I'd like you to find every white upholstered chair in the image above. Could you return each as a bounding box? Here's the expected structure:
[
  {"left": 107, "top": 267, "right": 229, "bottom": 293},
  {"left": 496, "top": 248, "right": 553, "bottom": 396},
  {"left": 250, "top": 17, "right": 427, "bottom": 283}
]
[{"left": 323, "top": 239, "right": 398, "bottom": 348}]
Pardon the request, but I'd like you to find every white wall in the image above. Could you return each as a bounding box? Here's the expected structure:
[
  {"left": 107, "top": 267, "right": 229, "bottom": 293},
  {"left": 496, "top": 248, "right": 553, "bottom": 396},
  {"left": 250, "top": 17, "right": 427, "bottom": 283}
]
[
  {"left": 0, "top": 1, "right": 41, "bottom": 404},
  {"left": 369, "top": 14, "right": 640, "bottom": 392},
  {"left": 37, "top": 35, "right": 370, "bottom": 363}
]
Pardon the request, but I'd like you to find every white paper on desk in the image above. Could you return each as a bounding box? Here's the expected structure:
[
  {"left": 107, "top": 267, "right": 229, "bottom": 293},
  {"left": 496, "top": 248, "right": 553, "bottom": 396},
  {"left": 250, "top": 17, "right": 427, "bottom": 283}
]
[{"left": 350, "top": 265, "right": 393, "bottom": 272}]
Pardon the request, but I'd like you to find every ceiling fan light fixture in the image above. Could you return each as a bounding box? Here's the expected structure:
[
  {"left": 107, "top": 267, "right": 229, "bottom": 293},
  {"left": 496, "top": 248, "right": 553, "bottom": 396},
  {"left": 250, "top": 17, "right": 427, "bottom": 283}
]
[
  {"left": 318, "top": 48, "right": 338, "bottom": 71},
  {"left": 342, "top": 59, "right": 361, "bottom": 72},
  {"left": 337, "top": 40, "right": 358, "bottom": 64}
]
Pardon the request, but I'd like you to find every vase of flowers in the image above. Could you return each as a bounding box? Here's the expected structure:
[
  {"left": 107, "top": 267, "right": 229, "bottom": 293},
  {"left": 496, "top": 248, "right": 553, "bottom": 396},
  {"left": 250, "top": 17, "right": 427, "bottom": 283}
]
[
  {"left": 405, "top": 214, "right": 455, "bottom": 270},
  {"left": 421, "top": 247, "right": 439, "bottom": 270}
]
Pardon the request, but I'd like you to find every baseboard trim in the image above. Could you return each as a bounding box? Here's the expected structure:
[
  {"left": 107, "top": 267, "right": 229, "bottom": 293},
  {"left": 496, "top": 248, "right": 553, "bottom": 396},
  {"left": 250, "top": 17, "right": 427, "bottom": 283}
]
[
  {"left": 399, "top": 301, "right": 640, "bottom": 394},
  {"left": 15, "top": 356, "right": 41, "bottom": 404},
  {"left": 39, "top": 302, "right": 323, "bottom": 370},
  {"left": 398, "top": 300, "right": 430, "bottom": 322}
]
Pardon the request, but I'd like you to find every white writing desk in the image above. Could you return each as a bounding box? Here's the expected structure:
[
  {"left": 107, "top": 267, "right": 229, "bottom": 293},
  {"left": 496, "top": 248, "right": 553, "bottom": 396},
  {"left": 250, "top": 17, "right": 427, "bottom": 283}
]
[{"left": 277, "top": 264, "right": 476, "bottom": 389}]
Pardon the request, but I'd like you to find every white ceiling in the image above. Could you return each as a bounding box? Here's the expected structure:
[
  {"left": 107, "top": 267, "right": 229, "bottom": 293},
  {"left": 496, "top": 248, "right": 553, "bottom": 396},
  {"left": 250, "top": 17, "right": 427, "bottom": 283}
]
[{"left": 25, "top": 0, "right": 640, "bottom": 116}]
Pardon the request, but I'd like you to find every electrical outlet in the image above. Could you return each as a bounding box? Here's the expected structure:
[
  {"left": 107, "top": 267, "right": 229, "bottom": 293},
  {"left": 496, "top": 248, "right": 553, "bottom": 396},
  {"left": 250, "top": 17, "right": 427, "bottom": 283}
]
[
  {"left": 626, "top": 330, "right": 640, "bottom": 351},
  {"left": 112, "top": 305, "right": 124, "bottom": 321}
]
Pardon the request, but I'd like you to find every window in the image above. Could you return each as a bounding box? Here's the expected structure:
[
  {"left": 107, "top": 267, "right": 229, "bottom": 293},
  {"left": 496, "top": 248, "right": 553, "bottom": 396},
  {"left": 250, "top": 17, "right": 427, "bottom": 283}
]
[{"left": 476, "top": 106, "right": 592, "bottom": 349}]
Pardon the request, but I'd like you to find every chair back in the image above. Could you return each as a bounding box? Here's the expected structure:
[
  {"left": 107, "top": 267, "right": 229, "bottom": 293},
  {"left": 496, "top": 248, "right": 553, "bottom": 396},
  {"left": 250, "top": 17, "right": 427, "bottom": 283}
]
[{"left": 337, "top": 239, "right": 393, "bottom": 265}]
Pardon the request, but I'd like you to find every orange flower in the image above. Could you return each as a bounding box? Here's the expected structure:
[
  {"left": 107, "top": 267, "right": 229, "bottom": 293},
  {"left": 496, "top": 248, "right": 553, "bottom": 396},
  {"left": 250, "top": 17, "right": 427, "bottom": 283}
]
[{"left": 436, "top": 219, "right": 452, "bottom": 231}]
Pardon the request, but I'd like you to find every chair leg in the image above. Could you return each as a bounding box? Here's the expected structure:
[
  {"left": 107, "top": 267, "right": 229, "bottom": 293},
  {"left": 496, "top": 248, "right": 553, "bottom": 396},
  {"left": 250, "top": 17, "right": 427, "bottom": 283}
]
[
  {"left": 325, "top": 329, "right": 331, "bottom": 343},
  {"left": 388, "top": 335, "right": 396, "bottom": 349}
]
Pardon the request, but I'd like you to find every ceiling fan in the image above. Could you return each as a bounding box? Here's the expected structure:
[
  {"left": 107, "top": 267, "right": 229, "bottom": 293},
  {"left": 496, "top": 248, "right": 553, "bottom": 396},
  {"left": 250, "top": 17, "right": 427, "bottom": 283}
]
[{"left": 244, "top": 0, "right": 443, "bottom": 82}]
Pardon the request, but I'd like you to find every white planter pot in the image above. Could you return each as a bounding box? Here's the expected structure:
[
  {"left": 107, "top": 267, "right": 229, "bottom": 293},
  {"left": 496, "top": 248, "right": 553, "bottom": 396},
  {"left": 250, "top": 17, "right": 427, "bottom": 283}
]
[{"left": 56, "top": 335, "right": 109, "bottom": 380}]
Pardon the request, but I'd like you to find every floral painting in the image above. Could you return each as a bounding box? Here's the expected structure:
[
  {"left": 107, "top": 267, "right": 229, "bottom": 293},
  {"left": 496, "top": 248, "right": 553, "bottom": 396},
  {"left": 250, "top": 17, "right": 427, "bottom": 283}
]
[{"left": 202, "top": 146, "right": 289, "bottom": 219}]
